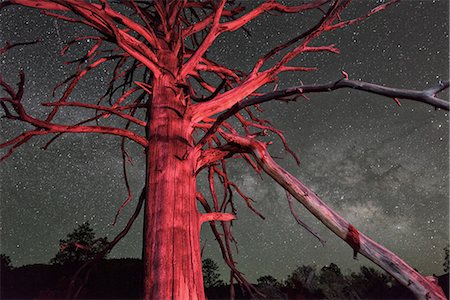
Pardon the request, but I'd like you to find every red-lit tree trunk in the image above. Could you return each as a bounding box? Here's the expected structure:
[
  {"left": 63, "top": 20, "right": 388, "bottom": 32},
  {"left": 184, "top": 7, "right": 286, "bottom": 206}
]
[{"left": 143, "top": 50, "right": 205, "bottom": 299}]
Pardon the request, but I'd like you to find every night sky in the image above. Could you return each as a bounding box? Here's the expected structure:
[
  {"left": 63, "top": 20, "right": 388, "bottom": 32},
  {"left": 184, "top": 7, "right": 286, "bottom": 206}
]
[{"left": 0, "top": 0, "right": 448, "bottom": 283}]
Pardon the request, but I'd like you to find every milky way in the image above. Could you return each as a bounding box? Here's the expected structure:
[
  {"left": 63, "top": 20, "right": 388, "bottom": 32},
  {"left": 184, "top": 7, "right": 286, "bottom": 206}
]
[{"left": 0, "top": 1, "right": 448, "bottom": 282}]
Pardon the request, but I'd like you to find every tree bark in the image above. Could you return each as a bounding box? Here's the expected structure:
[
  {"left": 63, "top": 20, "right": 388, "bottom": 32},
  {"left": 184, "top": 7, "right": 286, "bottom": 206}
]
[{"left": 142, "top": 50, "right": 205, "bottom": 300}]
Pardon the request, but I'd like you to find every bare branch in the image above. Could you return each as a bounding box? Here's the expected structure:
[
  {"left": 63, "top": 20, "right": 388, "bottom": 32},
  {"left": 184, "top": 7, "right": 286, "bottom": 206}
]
[
  {"left": 200, "top": 212, "right": 236, "bottom": 224},
  {"left": 220, "top": 0, "right": 329, "bottom": 32},
  {"left": 196, "top": 191, "right": 263, "bottom": 298},
  {"left": 286, "top": 191, "right": 325, "bottom": 246},
  {"left": 182, "top": 5, "right": 245, "bottom": 37},
  {"left": 196, "top": 78, "right": 449, "bottom": 149},
  {"left": 0, "top": 130, "right": 45, "bottom": 161},
  {"left": 5, "top": 0, "right": 162, "bottom": 76},
  {"left": 1, "top": 0, "right": 68, "bottom": 11},
  {"left": 41, "top": 101, "right": 146, "bottom": 126},
  {"left": 196, "top": 146, "right": 236, "bottom": 173},
  {"left": 0, "top": 40, "right": 40, "bottom": 54},
  {"left": 180, "top": 0, "right": 227, "bottom": 78},
  {"left": 222, "top": 133, "right": 447, "bottom": 300},
  {"left": 189, "top": 71, "right": 273, "bottom": 123},
  {"left": 256, "top": 79, "right": 449, "bottom": 109},
  {"left": 0, "top": 73, "right": 148, "bottom": 158}
]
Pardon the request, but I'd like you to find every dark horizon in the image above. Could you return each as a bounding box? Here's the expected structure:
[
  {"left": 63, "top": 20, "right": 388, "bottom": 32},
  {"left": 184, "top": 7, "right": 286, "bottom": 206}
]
[{"left": 3, "top": 254, "right": 448, "bottom": 299}]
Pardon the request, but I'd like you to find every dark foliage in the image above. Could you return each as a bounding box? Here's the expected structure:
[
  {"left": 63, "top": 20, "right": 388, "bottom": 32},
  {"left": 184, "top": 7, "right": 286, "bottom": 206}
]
[
  {"left": 1, "top": 258, "right": 447, "bottom": 299},
  {"left": 257, "top": 275, "right": 281, "bottom": 288},
  {"left": 438, "top": 273, "right": 449, "bottom": 299},
  {"left": 0, "top": 254, "right": 12, "bottom": 271},
  {"left": 284, "top": 265, "right": 324, "bottom": 298},
  {"left": 202, "top": 258, "right": 224, "bottom": 288},
  {"left": 1, "top": 259, "right": 142, "bottom": 299},
  {"left": 256, "top": 275, "right": 284, "bottom": 299},
  {"left": 50, "top": 222, "right": 108, "bottom": 266},
  {"left": 444, "top": 246, "right": 449, "bottom": 273}
]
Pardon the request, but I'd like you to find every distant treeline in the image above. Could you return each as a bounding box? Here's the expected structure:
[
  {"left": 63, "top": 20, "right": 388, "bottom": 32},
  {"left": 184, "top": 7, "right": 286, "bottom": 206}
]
[
  {"left": 2, "top": 224, "right": 448, "bottom": 299},
  {"left": 1, "top": 256, "right": 448, "bottom": 299}
]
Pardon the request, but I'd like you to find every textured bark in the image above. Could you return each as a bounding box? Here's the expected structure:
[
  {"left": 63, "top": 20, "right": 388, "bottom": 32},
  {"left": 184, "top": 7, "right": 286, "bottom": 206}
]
[
  {"left": 144, "top": 92, "right": 204, "bottom": 296},
  {"left": 142, "top": 51, "right": 205, "bottom": 299}
]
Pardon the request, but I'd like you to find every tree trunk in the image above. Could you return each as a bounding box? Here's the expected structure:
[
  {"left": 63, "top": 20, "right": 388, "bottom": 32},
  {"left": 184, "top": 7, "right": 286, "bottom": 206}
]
[{"left": 142, "top": 50, "right": 205, "bottom": 299}]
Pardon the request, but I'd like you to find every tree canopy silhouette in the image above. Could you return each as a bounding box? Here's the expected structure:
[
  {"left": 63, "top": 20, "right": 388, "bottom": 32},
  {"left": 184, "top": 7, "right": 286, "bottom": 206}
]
[
  {"left": 0, "top": 254, "right": 12, "bottom": 271},
  {"left": 0, "top": 1, "right": 448, "bottom": 299},
  {"left": 202, "top": 258, "right": 224, "bottom": 288},
  {"left": 51, "top": 222, "right": 108, "bottom": 266},
  {"left": 257, "top": 275, "right": 281, "bottom": 288}
]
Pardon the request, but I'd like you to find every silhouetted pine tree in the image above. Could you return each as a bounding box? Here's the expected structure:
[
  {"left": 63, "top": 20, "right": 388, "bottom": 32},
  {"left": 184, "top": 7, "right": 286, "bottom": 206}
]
[{"left": 50, "top": 222, "right": 108, "bottom": 265}]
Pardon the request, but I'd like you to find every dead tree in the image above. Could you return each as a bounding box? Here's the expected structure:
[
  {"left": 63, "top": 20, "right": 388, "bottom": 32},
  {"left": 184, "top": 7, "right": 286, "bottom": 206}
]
[{"left": 0, "top": 1, "right": 448, "bottom": 299}]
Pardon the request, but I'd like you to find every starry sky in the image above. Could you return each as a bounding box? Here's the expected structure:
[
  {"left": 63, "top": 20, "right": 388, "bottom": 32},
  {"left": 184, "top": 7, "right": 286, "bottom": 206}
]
[{"left": 0, "top": 0, "right": 448, "bottom": 283}]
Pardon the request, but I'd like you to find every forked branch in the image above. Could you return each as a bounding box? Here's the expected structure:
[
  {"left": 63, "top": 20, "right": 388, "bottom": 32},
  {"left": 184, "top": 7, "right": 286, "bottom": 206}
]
[{"left": 0, "top": 73, "right": 148, "bottom": 160}]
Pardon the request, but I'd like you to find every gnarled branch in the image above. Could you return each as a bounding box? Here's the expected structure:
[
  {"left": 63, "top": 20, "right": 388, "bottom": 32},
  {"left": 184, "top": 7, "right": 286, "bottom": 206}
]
[
  {"left": 196, "top": 78, "right": 449, "bottom": 149},
  {"left": 222, "top": 133, "right": 446, "bottom": 300}
]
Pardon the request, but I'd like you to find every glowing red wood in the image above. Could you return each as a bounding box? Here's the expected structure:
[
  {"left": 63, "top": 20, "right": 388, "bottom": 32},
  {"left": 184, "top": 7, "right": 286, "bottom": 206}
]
[{"left": 143, "top": 50, "right": 205, "bottom": 299}]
